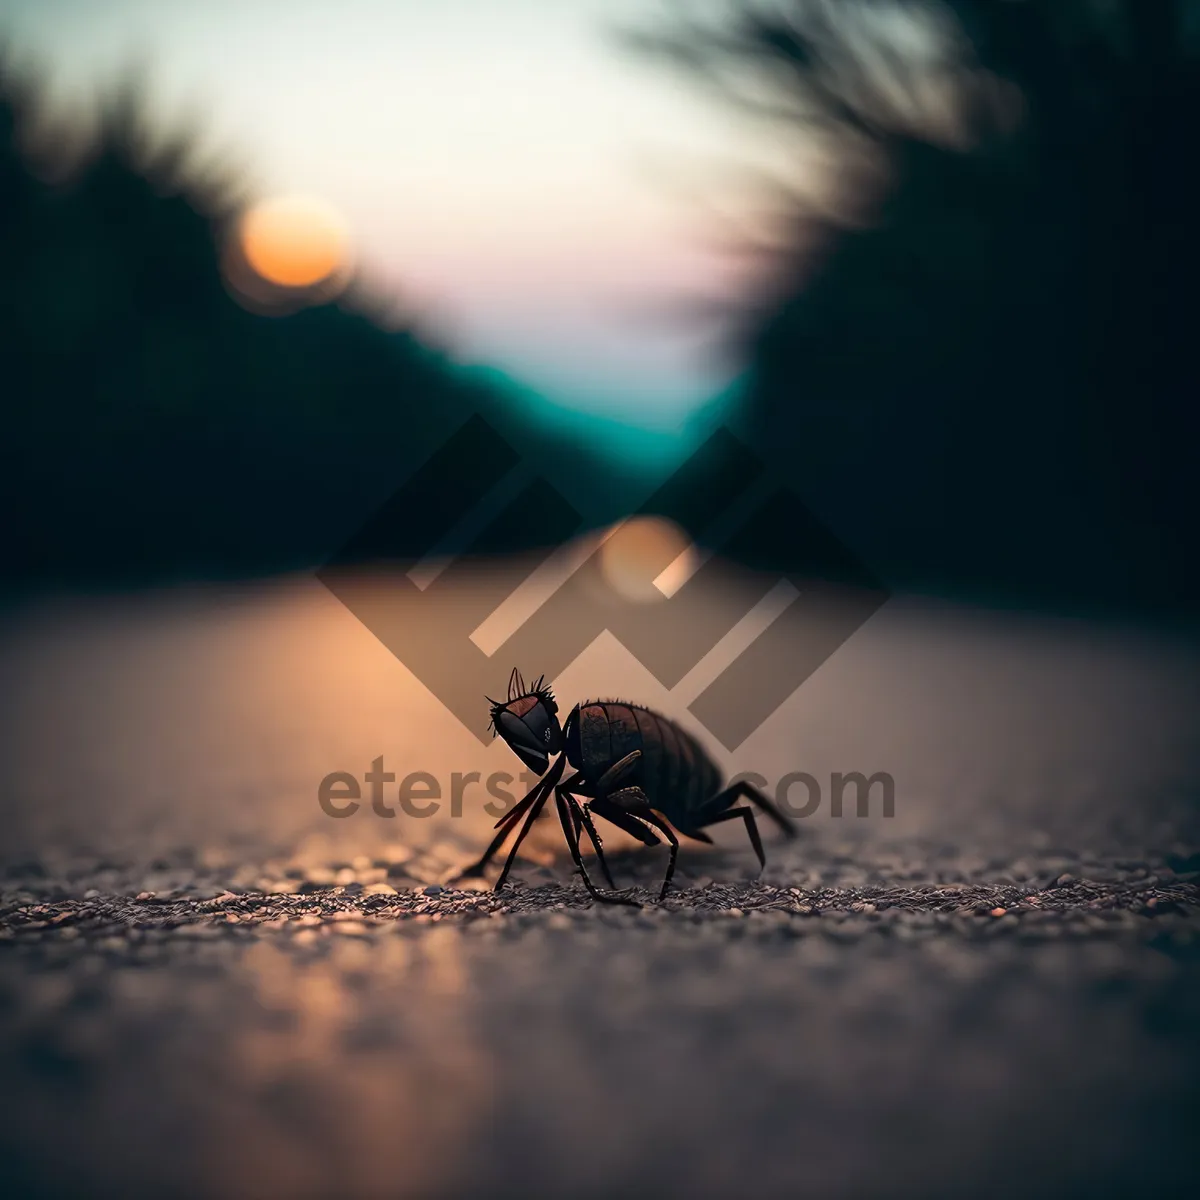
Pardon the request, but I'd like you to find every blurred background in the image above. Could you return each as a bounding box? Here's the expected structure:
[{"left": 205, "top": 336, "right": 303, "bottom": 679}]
[{"left": 1, "top": 0, "right": 1196, "bottom": 611}]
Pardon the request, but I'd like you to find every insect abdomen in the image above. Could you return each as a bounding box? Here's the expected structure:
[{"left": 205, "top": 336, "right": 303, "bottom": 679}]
[{"left": 577, "top": 701, "right": 720, "bottom": 822}]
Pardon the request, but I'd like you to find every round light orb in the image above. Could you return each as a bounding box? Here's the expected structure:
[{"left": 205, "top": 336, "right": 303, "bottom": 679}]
[
  {"left": 237, "top": 194, "right": 351, "bottom": 290},
  {"left": 599, "top": 516, "right": 698, "bottom": 604}
]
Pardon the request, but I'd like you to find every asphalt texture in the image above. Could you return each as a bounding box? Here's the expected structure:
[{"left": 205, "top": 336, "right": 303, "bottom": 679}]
[{"left": 1, "top": 580, "right": 1198, "bottom": 1199}]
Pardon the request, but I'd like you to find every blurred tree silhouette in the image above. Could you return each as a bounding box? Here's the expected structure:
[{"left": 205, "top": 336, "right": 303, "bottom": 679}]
[
  {"left": 0, "top": 56, "right": 647, "bottom": 589},
  {"left": 621, "top": 0, "right": 1200, "bottom": 614}
]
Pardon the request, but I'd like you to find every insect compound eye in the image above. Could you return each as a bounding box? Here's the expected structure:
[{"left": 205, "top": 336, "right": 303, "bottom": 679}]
[{"left": 497, "top": 709, "right": 544, "bottom": 754}]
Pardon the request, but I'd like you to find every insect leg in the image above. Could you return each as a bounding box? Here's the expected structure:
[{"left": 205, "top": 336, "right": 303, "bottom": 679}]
[
  {"left": 591, "top": 790, "right": 678, "bottom": 902},
  {"left": 573, "top": 800, "right": 618, "bottom": 889},
  {"left": 697, "top": 806, "right": 766, "bottom": 874},
  {"left": 552, "top": 771, "right": 618, "bottom": 886},
  {"left": 446, "top": 772, "right": 548, "bottom": 881},
  {"left": 493, "top": 757, "right": 566, "bottom": 892},
  {"left": 621, "top": 803, "right": 680, "bottom": 901},
  {"left": 587, "top": 796, "right": 661, "bottom": 847},
  {"left": 706, "top": 781, "right": 798, "bottom": 840},
  {"left": 555, "top": 790, "right": 640, "bottom": 907},
  {"left": 446, "top": 813, "right": 524, "bottom": 882},
  {"left": 492, "top": 790, "right": 551, "bottom": 892},
  {"left": 593, "top": 749, "right": 642, "bottom": 793}
]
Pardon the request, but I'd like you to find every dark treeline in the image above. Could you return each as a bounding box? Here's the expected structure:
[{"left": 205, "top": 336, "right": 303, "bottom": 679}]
[
  {"left": 623, "top": 0, "right": 1200, "bottom": 617},
  {"left": 0, "top": 59, "right": 651, "bottom": 590},
  {"left": 4, "top": 5, "right": 1198, "bottom": 617}
]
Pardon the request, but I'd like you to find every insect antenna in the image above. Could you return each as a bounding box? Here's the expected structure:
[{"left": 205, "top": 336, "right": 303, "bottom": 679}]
[{"left": 530, "top": 674, "right": 557, "bottom": 713}]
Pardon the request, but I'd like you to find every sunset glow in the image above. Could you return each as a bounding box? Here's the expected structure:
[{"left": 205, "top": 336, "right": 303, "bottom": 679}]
[
  {"left": 0, "top": 0, "right": 773, "bottom": 432},
  {"left": 238, "top": 195, "right": 352, "bottom": 290}
]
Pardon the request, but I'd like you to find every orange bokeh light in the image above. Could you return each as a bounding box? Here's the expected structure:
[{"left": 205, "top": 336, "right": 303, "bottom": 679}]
[
  {"left": 599, "top": 516, "right": 699, "bottom": 604},
  {"left": 238, "top": 195, "right": 351, "bottom": 290}
]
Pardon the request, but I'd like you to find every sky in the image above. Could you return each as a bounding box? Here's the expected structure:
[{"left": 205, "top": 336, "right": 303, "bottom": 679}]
[{"left": 0, "top": 0, "right": 798, "bottom": 438}]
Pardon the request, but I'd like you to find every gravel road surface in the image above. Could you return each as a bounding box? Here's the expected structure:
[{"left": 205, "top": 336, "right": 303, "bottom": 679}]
[{"left": 1, "top": 579, "right": 1198, "bottom": 1199}]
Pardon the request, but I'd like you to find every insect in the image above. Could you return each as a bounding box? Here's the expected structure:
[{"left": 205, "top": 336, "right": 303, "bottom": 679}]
[{"left": 451, "top": 668, "right": 797, "bottom": 905}]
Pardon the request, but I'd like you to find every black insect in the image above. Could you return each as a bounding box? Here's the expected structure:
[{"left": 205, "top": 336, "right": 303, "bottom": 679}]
[{"left": 451, "top": 668, "right": 797, "bottom": 905}]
